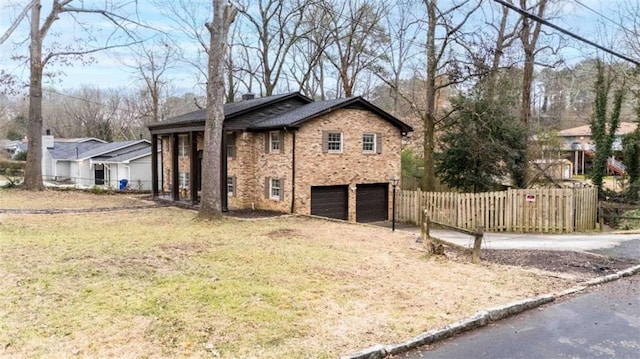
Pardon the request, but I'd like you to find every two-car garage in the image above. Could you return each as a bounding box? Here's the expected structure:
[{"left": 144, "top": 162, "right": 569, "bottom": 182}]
[{"left": 310, "top": 183, "right": 388, "bottom": 222}]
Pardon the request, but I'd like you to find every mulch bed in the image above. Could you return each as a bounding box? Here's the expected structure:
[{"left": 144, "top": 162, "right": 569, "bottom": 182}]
[{"left": 478, "top": 249, "right": 639, "bottom": 276}]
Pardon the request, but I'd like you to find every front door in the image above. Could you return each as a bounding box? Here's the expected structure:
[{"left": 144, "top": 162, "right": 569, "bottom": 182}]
[{"left": 95, "top": 164, "right": 105, "bottom": 185}]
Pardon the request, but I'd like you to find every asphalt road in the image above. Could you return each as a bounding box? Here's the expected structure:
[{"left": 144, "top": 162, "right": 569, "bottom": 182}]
[
  {"left": 401, "top": 239, "right": 640, "bottom": 359},
  {"left": 401, "top": 277, "right": 640, "bottom": 359},
  {"left": 591, "top": 238, "right": 640, "bottom": 261}
]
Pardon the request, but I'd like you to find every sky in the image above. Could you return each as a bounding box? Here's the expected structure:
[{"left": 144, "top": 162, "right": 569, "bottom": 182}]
[{"left": 0, "top": 0, "right": 634, "bottom": 97}]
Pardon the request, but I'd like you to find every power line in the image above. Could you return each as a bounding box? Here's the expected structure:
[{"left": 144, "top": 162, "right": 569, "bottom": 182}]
[
  {"left": 574, "top": 0, "right": 633, "bottom": 36},
  {"left": 491, "top": 0, "right": 640, "bottom": 67}
]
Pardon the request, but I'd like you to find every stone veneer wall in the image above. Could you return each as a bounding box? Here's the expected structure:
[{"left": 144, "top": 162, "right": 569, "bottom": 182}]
[{"left": 293, "top": 108, "right": 402, "bottom": 222}]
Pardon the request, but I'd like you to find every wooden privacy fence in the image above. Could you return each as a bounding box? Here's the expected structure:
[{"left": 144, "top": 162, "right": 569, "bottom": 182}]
[{"left": 397, "top": 187, "right": 598, "bottom": 233}]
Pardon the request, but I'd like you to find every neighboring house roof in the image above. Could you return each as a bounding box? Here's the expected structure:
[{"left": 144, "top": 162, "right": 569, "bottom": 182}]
[
  {"left": 149, "top": 92, "right": 413, "bottom": 134},
  {"left": 4, "top": 140, "right": 28, "bottom": 152},
  {"left": 49, "top": 139, "right": 150, "bottom": 161},
  {"left": 76, "top": 140, "right": 149, "bottom": 161},
  {"left": 49, "top": 140, "right": 107, "bottom": 160},
  {"left": 54, "top": 137, "right": 107, "bottom": 144},
  {"left": 558, "top": 122, "right": 638, "bottom": 137},
  {"left": 92, "top": 146, "right": 152, "bottom": 163}
]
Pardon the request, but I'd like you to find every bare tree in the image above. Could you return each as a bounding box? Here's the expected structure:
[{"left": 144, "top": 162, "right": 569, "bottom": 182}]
[
  {"left": 153, "top": 0, "right": 211, "bottom": 87},
  {"left": 484, "top": 0, "right": 522, "bottom": 98},
  {"left": 199, "top": 0, "right": 237, "bottom": 219},
  {"left": 127, "top": 37, "right": 178, "bottom": 129},
  {"left": 0, "top": 1, "right": 143, "bottom": 190},
  {"left": 237, "top": 0, "right": 312, "bottom": 96},
  {"left": 518, "top": 0, "right": 547, "bottom": 127},
  {"left": 290, "top": 3, "right": 334, "bottom": 99},
  {"left": 323, "top": 0, "right": 390, "bottom": 97},
  {"left": 421, "top": 0, "right": 481, "bottom": 191}
]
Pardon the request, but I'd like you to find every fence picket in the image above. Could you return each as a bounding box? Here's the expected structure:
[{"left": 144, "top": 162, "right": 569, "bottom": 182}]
[{"left": 396, "top": 187, "right": 597, "bottom": 233}]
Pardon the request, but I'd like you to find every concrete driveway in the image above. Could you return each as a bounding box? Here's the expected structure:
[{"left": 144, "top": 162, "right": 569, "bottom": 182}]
[
  {"left": 429, "top": 229, "right": 640, "bottom": 251},
  {"left": 387, "top": 223, "right": 640, "bottom": 252}
]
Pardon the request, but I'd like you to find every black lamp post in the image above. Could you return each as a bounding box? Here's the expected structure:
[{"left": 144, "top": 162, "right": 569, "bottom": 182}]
[{"left": 391, "top": 175, "right": 399, "bottom": 231}]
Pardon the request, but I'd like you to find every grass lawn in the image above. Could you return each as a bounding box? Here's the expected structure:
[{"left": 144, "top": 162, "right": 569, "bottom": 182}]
[{"left": 0, "top": 190, "right": 577, "bottom": 358}]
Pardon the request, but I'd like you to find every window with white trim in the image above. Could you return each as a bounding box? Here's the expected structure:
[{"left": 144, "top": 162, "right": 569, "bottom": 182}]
[
  {"left": 327, "top": 132, "right": 342, "bottom": 152},
  {"left": 269, "top": 131, "right": 281, "bottom": 153},
  {"left": 178, "top": 134, "right": 188, "bottom": 157},
  {"left": 270, "top": 178, "right": 281, "bottom": 200},
  {"left": 179, "top": 172, "right": 189, "bottom": 188},
  {"left": 227, "top": 176, "right": 235, "bottom": 197},
  {"left": 362, "top": 133, "right": 376, "bottom": 153}
]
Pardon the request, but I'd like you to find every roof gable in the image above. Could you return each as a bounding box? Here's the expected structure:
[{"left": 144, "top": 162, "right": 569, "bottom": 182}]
[{"left": 249, "top": 96, "right": 413, "bottom": 133}]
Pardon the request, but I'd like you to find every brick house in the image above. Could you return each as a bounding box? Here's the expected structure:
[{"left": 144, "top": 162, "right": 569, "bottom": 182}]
[{"left": 147, "top": 92, "right": 412, "bottom": 222}]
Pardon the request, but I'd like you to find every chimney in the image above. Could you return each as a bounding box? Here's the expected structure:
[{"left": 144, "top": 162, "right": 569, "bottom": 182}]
[
  {"left": 42, "top": 129, "right": 54, "bottom": 149},
  {"left": 242, "top": 93, "right": 255, "bottom": 101}
]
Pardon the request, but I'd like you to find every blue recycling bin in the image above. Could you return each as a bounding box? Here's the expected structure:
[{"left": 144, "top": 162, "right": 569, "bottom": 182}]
[{"left": 119, "top": 179, "right": 128, "bottom": 190}]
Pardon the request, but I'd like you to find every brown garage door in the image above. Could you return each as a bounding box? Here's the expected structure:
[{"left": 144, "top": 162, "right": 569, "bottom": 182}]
[
  {"left": 311, "top": 185, "right": 348, "bottom": 220},
  {"left": 356, "top": 183, "right": 388, "bottom": 222}
]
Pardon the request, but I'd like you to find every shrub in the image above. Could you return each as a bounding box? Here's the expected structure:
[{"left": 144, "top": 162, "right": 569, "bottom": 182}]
[
  {"left": 12, "top": 151, "right": 27, "bottom": 161},
  {"left": 619, "top": 209, "right": 640, "bottom": 230},
  {"left": 0, "top": 159, "right": 25, "bottom": 176}
]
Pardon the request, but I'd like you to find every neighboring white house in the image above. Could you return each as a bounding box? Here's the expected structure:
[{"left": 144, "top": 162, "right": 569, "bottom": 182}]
[
  {"left": 3, "top": 138, "right": 28, "bottom": 158},
  {"left": 41, "top": 134, "right": 156, "bottom": 190}
]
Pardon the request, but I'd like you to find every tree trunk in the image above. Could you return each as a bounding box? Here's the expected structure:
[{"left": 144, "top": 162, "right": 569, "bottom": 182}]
[
  {"left": 199, "top": 0, "right": 236, "bottom": 219},
  {"left": 24, "top": 2, "right": 45, "bottom": 191},
  {"left": 422, "top": 0, "right": 437, "bottom": 191},
  {"left": 515, "top": 0, "right": 547, "bottom": 188}
]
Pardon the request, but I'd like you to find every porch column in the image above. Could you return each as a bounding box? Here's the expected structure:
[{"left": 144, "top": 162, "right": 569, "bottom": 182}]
[
  {"left": 151, "top": 133, "right": 158, "bottom": 197},
  {"left": 172, "top": 133, "right": 180, "bottom": 201},
  {"left": 189, "top": 131, "right": 198, "bottom": 204},
  {"left": 221, "top": 130, "right": 228, "bottom": 212}
]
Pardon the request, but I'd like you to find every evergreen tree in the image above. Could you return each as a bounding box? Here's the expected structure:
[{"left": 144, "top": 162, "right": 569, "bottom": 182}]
[
  {"left": 436, "top": 93, "right": 527, "bottom": 192},
  {"left": 622, "top": 106, "right": 640, "bottom": 201}
]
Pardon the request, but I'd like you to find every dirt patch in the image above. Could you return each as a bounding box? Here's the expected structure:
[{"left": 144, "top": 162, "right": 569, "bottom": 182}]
[
  {"left": 466, "top": 249, "right": 639, "bottom": 277},
  {"left": 158, "top": 242, "right": 211, "bottom": 257},
  {"left": 266, "top": 228, "right": 300, "bottom": 239},
  {"left": 225, "top": 208, "right": 285, "bottom": 219}
]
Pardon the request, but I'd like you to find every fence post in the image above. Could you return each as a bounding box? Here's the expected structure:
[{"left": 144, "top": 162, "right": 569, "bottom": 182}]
[
  {"left": 422, "top": 210, "right": 430, "bottom": 240},
  {"left": 598, "top": 201, "right": 604, "bottom": 231},
  {"left": 472, "top": 226, "right": 483, "bottom": 264}
]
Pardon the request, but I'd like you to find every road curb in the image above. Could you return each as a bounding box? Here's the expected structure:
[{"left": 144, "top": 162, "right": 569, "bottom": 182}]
[{"left": 341, "top": 265, "right": 640, "bottom": 359}]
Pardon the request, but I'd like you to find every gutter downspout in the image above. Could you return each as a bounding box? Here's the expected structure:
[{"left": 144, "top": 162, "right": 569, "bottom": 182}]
[
  {"left": 290, "top": 129, "right": 296, "bottom": 214},
  {"left": 221, "top": 130, "right": 228, "bottom": 212}
]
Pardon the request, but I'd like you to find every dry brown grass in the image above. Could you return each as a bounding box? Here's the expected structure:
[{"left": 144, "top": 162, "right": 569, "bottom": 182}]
[
  {"left": 0, "top": 188, "right": 152, "bottom": 209},
  {"left": 0, "top": 190, "right": 581, "bottom": 358}
]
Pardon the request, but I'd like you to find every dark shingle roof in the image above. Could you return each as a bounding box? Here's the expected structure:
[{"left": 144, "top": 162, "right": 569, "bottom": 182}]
[
  {"left": 148, "top": 92, "right": 413, "bottom": 134},
  {"left": 50, "top": 140, "right": 106, "bottom": 160},
  {"left": 77, "top": 140, "right": 144, "bottom": 160},
  {"left": 250, "top": 96, "right": 413, "bottom": 132},
  {"left": 51, "top": 139, "right": 150, "bottom": 161},
  {"left": 92, "top": 146, "right": 151, "bottom": 163},
  {"left": 150, "top": 92, "right": 309, "bottom": 129}
]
